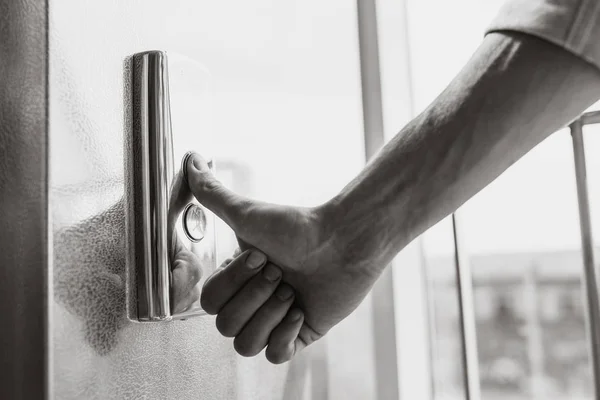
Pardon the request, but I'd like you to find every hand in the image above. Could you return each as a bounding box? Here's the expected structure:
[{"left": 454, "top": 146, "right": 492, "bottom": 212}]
[
  {"left": 171, "top": 233, "right": 204, "bottom": 314},
  {"left": 187, "top": 153, "right": 381, "bottom": 363},
  {"left": 202, "top": 249, "right": 304, "bottom": 363},
  {"left": 53, "top": 201, "right": 203, "bottom": 354}
]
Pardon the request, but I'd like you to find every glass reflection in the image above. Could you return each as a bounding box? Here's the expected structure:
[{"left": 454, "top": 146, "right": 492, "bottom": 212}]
[{"left": 53, "top": 196, "right": 207, "bottom": 354}]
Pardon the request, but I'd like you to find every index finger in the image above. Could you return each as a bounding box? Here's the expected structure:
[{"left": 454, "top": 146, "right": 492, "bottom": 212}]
[{"left": 200, "top": 249, "right": 267, "bottom": 315}]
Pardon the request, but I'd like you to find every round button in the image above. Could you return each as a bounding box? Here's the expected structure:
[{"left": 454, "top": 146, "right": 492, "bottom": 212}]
[{"left": 182, "top": 203, "right": 207, "bottom": 242}]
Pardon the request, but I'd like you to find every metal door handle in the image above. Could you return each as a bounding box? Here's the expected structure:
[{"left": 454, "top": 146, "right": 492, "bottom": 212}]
[{"left": 128, "top": 51, "right": 214, "bottom": 322}]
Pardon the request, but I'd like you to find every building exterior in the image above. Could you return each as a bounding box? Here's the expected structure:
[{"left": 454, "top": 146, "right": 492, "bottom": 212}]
[{"left": 427, "top": 249, "right": 596, "bottom": 399}]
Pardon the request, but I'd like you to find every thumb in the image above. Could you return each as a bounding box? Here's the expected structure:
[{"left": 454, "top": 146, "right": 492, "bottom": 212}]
[{"left": 184, "top": 152, "right": 248, "bottom": 231}]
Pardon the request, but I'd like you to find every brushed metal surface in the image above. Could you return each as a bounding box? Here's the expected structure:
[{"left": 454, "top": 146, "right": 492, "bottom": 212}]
[
  {"left": 131, "top": 51, "right": 173, "bottom": 321},
  {"left": 129, "top": 51, "right": 216, "bottom": 322}
]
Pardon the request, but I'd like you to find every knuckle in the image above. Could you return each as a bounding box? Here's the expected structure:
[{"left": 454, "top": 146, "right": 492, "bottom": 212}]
[
  {"left": 274, "top": 284, "right": 294, "bottom": 302},
  {"left": 229, "top": 259, "right": 259, "bottom": 286},
  {"left": 200, "top": 293, "right": 218, "bottom": 315},
  {"left": 190, "top": 171, "right": 218, "bottom": 193},
  {"left": 262, "top": 297, "right": 292, "bottom": 320},
  {"left": 261, "top": 264, "right": 282, "bottom": 284},
  {"left": 247, "top": 281, "right": 275, "bottom": 300},
  {"left": 201, "top": 274, "right": 218, "bottom": 294},
  {"left": 260, "top": 297, "right": 285, "bottom": 316},
  {"left": 299, "top": 324, "right": 322, "bottom": 345},
  {"left": 242, "top": 273, "right": 279, "bottom": 300},
  {"left": 203, "top": 176, "right": 221, "bottom": 192},
  {"left": 202, "top": 305, "right": 218, "bottom": 315},
  {"left": 215, "top": 314, "right": 238, "bottom": 337},
  {"left": 265, "top": 347, "right": 289, "bottom": 365},
  {"left": 233, "top": 336, "right": 260, "bottom": 358},
  {"left": 231, "top": 274, "right": 254, "bottom": 288}
]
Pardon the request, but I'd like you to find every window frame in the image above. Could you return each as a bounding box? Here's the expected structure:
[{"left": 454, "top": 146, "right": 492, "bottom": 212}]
[{"left": 449, "top": 110, "right": 600, "bottom": 400}]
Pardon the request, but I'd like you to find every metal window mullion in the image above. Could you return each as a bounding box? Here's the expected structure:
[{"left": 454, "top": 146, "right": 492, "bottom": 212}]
[
  {"left": 310, "top": 339, "right": 329, "bottom": 400},
  {"left": 570, "top": 120, "right": 600, "bottom": 400},
  {"left": 356, "top": 1, "right": 401, "bottom": 399},
  {"left": 452, "top": 212, "right": 481, "bottom": 400},
  {"left": 0, "top": 1, "right": 49, "bottom": 399}
]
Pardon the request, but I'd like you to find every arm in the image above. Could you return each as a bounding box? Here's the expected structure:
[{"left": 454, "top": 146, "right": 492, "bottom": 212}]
[
  {"left": 325, "top": 31, "right": 600, "bottom": 274},
  {"left": 187, "top": 31, "right": 600, "bottom": 364}
]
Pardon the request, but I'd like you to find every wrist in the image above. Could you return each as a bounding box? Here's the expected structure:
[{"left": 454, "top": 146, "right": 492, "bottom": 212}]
[
  {"left": 314, "top": 195, "right": 387, "bottom": 278},
  {"left": 313, "top": 195, "right": 341, "bottom": 240}
]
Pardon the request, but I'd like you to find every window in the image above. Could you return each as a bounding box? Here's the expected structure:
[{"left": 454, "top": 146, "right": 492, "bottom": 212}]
[
  {"left": 372, "top": 0, "right": 600, "bottom": 398},
  {"left": 423, "top": 130, "right": 596, "bottom": 399}
]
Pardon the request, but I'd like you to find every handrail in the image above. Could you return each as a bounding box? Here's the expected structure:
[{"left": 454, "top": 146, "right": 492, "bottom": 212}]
[{"left": 582, "top": 110, "right": 600, "bottom": 126}]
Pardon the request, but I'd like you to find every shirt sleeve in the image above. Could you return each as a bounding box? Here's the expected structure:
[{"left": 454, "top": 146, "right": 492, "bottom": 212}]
[{"left": 486, "top": 0, "right": 600, "bottom": 72}]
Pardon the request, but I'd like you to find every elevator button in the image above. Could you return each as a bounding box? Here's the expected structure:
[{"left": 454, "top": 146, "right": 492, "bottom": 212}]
[{"left": 183, "top": 203, "right": 207, "bottom": 242}]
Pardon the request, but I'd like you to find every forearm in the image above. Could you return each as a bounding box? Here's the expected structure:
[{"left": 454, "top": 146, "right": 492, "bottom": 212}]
[{"left": 324, "top": 31, "right": 600, "bottom": 273}]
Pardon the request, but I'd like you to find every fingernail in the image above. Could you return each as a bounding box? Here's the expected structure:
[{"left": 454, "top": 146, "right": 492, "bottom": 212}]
[
  {"left": 262, "top": 264, "right": 281, "bottom": 282},
  {"left": 288, "top": 308, "right": 303, "bottom": 322},
  {"left": 275, "top": 284, "right": 294, "bottom": 301},
  {"left": 191, "top": 158, "right": 202, "bottom": 171},
  {"left": 246, "top": 251, "right": 266, "bottom": 269},
  {"left": 187, "top": 153, "right": 203, "bottom": 172}
]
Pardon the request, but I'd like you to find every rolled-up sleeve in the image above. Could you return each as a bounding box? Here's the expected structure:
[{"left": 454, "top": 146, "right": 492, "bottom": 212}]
[{"left": 487, "top": 0, "right": 600, "bottom": 72}]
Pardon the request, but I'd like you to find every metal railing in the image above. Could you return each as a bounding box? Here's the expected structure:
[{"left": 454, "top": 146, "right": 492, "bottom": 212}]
[
  {"left": 453, "top": 212, "right": 482, "bottom": 400},
  {"left": 571, "top": 112, "right": 600, "bottom": 400},
  {"left": 451, "top": 110, "right": 600, "bottom": 400}
]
